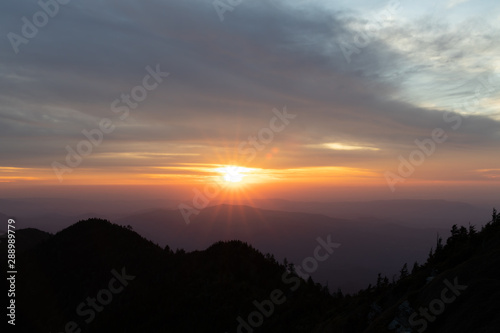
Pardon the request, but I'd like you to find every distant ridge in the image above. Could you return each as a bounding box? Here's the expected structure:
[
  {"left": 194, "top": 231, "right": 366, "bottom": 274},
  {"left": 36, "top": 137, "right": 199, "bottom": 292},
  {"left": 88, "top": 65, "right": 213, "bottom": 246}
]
[{"left": 6, "top": 208, "right": 500, "bottom": 332}]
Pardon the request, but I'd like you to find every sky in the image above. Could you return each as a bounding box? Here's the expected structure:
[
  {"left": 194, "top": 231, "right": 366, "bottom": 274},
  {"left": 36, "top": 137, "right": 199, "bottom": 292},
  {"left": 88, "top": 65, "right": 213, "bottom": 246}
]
[{"left": 1, "top": 0, "right": 499, "bottom": 205}]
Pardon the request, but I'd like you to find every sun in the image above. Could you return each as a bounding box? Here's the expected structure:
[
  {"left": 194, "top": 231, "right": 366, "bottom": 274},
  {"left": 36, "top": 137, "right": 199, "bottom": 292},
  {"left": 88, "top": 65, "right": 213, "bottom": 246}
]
[{"left": 216, "top": 165, "right": 249, "bottom": 183}]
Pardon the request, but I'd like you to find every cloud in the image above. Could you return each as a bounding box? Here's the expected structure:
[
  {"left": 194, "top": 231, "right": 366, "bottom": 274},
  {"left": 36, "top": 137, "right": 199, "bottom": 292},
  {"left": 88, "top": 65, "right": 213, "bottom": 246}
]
[{"left": 0, "top": 0, "right": 499, "bottom": 185}]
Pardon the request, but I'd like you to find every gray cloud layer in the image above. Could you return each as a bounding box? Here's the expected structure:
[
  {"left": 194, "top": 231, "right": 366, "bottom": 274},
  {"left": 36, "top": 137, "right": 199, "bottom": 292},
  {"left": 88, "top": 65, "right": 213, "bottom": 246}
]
[{"left": 0, "top": 0, "right": 499, "bottom": 176}]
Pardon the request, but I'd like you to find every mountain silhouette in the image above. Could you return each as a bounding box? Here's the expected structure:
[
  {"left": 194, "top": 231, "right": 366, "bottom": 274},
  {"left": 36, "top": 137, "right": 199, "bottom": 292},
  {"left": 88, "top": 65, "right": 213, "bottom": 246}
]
[
  {"left": 4, "top": 208, "right": 500, "bottom": 332},
  {"left": 116, "top": 204, "right": 446, "bottom": 292},
  {"left": 8, "top": 218, "right": 331, "bottom": 332}
]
